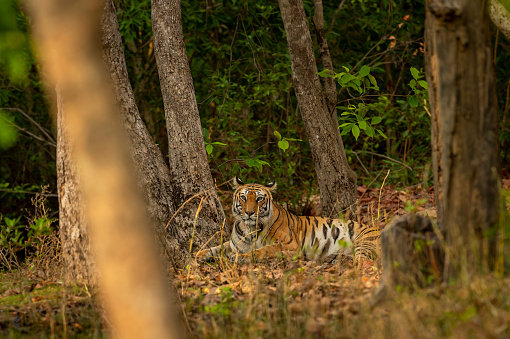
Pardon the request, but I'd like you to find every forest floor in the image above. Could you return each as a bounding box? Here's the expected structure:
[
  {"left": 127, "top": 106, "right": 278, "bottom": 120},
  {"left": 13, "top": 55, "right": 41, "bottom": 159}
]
[{"left": 1, "top": 181, "right": 510, "bottom": 338}]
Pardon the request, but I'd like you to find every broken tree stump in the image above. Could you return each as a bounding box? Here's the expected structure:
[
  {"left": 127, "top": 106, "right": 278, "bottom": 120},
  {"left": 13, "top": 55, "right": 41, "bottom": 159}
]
[{"left": 374, "top": 213, "right": 444, "bottom": 302}]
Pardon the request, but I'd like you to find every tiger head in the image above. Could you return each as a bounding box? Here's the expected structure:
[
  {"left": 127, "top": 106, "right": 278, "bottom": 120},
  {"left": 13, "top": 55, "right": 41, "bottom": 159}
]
[{"left": 232, "top": 176, "right": 276, "bottom": 228}]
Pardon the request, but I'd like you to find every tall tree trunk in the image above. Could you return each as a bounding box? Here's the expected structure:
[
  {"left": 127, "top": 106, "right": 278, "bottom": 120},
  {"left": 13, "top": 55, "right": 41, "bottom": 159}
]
[
  {"left": 152, "top": 0, "right": 228, "bottom": 251},
  {"left": 312, "top": 0, "right": 336, "bottom": 115},
  {"left": 425, "top": 0, "right": 500, "bottom": 280},
  {"left": 29, "top": 0, "right": 180, "bottom": 337},
  {"left": 312, "top": 0, "right": 345, "bottom": 153},
  {"left": 100, "top": 0, "right": 189, "bottom": 267},
  {"left": 278, "top": 0, "right": 357, "bottom": 218},
  {"left": 56, "top": 86, "right": 95, "bottom": 285}
]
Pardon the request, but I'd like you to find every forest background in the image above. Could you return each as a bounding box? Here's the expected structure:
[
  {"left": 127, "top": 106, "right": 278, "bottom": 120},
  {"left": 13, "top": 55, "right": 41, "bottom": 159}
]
[
  {"left": 7, "top": 0, "right": 508, "bottom": 220},
  {"left": 1, "top": 0, "right": 510, "bottom": 337}
]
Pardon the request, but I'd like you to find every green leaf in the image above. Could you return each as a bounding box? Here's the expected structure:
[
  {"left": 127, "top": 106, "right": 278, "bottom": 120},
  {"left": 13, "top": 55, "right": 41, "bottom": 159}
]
[
  {"left": 340, "top": 73, "right": 355, "bottom": 84},
  {"left": 206, "top": 144, "right": 213, "bottom": 155},
  {"left": 211, "top": 142, "right": 227, "bottom": 146},
  {"left": 278, "top": 139, "right": 290, "bottom": 152},
  {"left": 410, "top": 67, "right": 419, "bottom": 80},
  {"left": 284, "top": 138, "right": 302, "bottom": 142},
  {"left": 408, "top": 95, "right": 419, "bottom": 108},
  {"left": 245, "top": 158, "right": 256, "bottom": 167},
  {"left": 377, "top": 129, "right": 388, "bottom": 139},
  {"left": 0, "top": 111, "right": 18, "bottom": 150},
  {"left": 358, "top": 121, "right": 367, "bottom": 130},
  {"left": 273, "top": 130, "right": 282, "bottom": 140},
  {"left": 359, "top": 65, "right": 370, "bottom": 78},
  {"left": 341, "top": 66, "right": 350, "bottom": 73},
  {"left": 317, "top": 69, "right": 335, "bottom": 77},
  {"left": 368, "top": 74, "right": 377, "bottom": 86},
  {"left": 418, "top": 80, "right": 428, "bottom": 89},
  {"left": 366, "top": 125, "right": 375, "bottom": 137},
  {"left": 352, "top": 125, "right": 360, "bottom": 140},
  {"left": 409, "top": 79, "right": 416, "bottom": 88},
  {"left": 202, "top": 128, "right": 209, "bottom": 139},
  {"left": 371, "top": 116, "right": 382, "bottom": 124},
  {"left": 341, "top": 124, "right": 353, "bottom": 135},
  {"left": 338, "top": 123, "right": 352, "bottom": 128}
]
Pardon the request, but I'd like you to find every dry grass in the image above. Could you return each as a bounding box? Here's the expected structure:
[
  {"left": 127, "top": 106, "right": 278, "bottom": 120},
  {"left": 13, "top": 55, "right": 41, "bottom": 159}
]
[{"left": 0, "top": 184, "right": 509, "bottom": 337}]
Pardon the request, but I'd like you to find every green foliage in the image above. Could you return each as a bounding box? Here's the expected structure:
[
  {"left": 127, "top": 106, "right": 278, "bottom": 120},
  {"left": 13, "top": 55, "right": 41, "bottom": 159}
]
[
  {"left": 0, "top": 215, "right": 53, "bottom": 250},
  {"left": 273, "top": 130, "right": 301, "bottom": 152},
  {"left": 338, "top": 103, "right": 386, "bottom": 141},
  {"left": 0, "top": 0, "right": 28, "bottom": 83},
  {"left": 408, "top": 67, "right": 428, "bottom": 108},
  {"left": 0, "top": 110, "right": 18, "bottom": 149}
]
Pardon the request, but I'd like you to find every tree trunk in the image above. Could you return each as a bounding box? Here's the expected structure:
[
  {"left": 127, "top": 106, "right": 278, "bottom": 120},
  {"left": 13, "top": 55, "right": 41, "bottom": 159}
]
[
  {"left": 100, "top": 0, "right": 189, "bottom": 267},
  {"left": 29, "top": 0, "right": 180, "bottom": 337},
  {"left": 312, "top": 0, "right": 337, "bottom": 115},
  {"left": 312, "top": 0, "right": 345, "bottom": 154},
  {"left": 278, "top": 0, "right": 357, "bottom": 218},
  {"left": 424, "top": 0, "right": 500, "bottom": 280},
  {"left": 56, "top": 85, "right": 95, "bottom": 285},
  {"left": 490, "top": 0, "right": 510, "bottom": 40},
  {"left": 152, "top": 0, "right": 228, "bottom": 252}
]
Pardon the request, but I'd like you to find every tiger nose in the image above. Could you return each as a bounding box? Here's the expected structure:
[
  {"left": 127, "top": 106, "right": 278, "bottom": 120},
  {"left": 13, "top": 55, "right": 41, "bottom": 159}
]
[{"left": 246, "top": 211, "right": 255, "bottom": 216}]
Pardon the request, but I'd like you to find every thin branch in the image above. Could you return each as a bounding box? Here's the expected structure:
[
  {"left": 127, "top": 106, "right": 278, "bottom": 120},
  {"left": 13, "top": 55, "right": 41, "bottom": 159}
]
[
  {"left": 349, "top": 150, "right": 370, "bottom": 175},
  {"left": 0, "top": 114, "right": 57, "bottom": 148},
  {"left": 0, "top": 188, "right": 58, "bottom": 197},
  {"left": 329, "top": 0, "right": 347, "bottom": 31},
  {"left": 2, "top": 107, "right": 56, "bottom": 144},
  {"left": 357, "top": 150, "right": 413, "bottom": 171}
]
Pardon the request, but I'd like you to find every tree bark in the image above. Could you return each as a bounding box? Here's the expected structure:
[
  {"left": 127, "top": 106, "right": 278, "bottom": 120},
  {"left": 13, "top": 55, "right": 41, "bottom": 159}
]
[
  {"left": 152, "top": 0, "right": 228, "bottom": 252},
  {"left": 100, "top": 0, "right": 189, "bottom": 267},
  {"left": 312, "top": 0, "right": 337, "bottom": 115},
  {"left": 424, "top": 0, "right": 500, "bottom": 279},
  {"left": 56, "top": 85, "right": 95, "bottom": 285},
  {"left": 278, "top": 0, "right": 357, "bottom": 218},
  {"left": 29, "top": 0, "right": 180, "bottom": 337},
  {"left": 490, "top": 0, "right": 510, "bottom": 40}
]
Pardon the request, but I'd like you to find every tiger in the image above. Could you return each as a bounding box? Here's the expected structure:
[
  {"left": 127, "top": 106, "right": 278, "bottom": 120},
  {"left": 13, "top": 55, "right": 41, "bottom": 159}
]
[{"left": 195, "top": 177, "right": 378, "bottom": 263}]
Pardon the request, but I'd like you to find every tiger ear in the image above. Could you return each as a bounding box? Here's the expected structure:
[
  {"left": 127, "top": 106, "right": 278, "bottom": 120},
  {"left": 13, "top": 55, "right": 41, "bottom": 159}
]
[
  {"left": 266, "top": 181, "right": 277, "bottom": 191},
  {"left": 233, "top": 176, "right": 244, "bottom": 189}
]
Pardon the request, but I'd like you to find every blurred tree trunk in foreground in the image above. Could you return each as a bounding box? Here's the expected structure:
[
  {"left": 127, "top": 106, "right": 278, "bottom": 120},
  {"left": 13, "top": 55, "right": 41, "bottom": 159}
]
[
  {"left": 29, "top": 0, "right": 180, "bottom": 337},
  {"left": 425, "top": 0, "right": 500, "bottom": 279},
  {"left": 100, "top": 0, "right": 189, "bottom": 267},
  {"left": 56, "top": 86, "right": 95, "bottom": 285},
  {"left": 278, "top": 0, "right": 357, "bottom": 218},
  {"left": 152, "top": 0, "right": 229, "bottom": 253}
]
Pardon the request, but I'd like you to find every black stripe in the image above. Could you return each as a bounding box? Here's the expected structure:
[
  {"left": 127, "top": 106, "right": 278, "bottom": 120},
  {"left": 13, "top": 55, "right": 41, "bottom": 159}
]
[
  {"left": 300, "top": 218, "right": 307, "bottom": 249},
  {"left": 311, "top": 226, "right": 315, "bottom": 247},
  {"left": 331, "top": 225, "right": 340, "bottom": 243},
  {"left": 321, "top": 239, "right": 331, "bottom": 257},
  {"left": 323, "top": 224, "right": 328, "bottom": 239},
  {"left": 348, "top": 220, "right": 355, "bottom": 240}
]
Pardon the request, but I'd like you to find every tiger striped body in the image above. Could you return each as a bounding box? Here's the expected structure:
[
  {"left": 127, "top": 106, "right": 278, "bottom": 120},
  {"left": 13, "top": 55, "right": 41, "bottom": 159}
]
[{"left": 196, "top": 177, "right": 367, "bottom": 262}]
